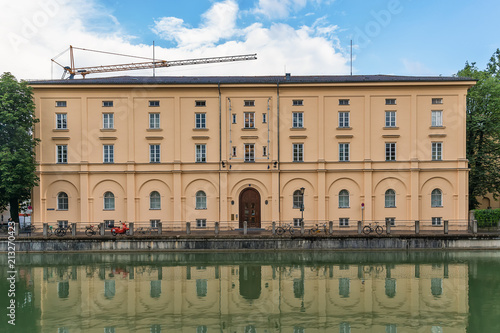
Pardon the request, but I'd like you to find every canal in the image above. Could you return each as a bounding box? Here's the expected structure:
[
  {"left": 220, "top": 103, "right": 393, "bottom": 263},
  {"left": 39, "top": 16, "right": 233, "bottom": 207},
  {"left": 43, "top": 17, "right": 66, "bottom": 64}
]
[{"left": 1, "top": 251, "right": 499, "bottom": 332}]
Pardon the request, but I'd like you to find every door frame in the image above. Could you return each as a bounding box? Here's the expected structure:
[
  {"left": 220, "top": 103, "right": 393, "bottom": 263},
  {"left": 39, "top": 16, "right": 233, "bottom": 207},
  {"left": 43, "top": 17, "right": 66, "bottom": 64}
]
[{"left": 238, "top": 187, "right": 261, "bottom": 228}]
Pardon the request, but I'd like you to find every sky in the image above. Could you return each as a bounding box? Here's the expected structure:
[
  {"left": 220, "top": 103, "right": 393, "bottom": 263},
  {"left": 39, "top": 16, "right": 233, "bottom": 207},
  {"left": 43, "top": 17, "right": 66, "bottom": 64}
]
[{"left": 1, "top": 0, "right": 499, "bottom": 80}]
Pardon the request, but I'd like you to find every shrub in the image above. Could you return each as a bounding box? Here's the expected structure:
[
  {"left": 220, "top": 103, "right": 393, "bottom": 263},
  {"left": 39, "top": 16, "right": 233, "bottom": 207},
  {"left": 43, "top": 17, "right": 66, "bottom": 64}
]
[{"left": 474, "top": 208, "right": 500, "bottom": 228}]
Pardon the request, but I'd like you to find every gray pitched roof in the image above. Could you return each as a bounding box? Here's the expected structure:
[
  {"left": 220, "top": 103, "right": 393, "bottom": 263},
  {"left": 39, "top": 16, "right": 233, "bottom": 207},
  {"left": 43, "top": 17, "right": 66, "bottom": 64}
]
[{"left": 28, "top": 74, "right": 474, "bottom": 85}]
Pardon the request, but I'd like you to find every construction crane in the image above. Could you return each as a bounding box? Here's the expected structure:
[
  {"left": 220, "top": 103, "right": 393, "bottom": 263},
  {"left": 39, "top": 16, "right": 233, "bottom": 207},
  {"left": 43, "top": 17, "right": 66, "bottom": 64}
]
[{"left": 51, "top": 45, "right": 257, "bottom": 79}]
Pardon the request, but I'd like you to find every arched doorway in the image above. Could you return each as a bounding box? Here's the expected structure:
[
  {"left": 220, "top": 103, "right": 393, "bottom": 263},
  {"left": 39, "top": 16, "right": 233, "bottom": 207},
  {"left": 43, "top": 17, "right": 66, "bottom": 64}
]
[{"left": 239, "top": 188, "right": 261, "bottom": 228}]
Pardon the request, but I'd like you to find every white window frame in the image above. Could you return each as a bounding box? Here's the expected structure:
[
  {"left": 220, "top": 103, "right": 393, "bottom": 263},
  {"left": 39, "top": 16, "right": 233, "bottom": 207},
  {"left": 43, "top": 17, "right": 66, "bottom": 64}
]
[
  {"left": 339, "top": 190, "right": 349, "bottom": 208},
  {"left": 195, "top": 100, "right": 206, "bottom": 107},
  {"left": 57, "top": 145, "right": 67, "bottom": 164},
  {"left": 244, "top": 143, "right": 255, "bottom": 162},
  {"left": 293, "top": 99, "right": 303, "bottom": 106},
  {"left": 103, "top": 192, "right": 115, "bottom": 210},
  {"left": 196, "top": 219, "right": 207, "bottom": 228},
  {"left": 432, "top": 111, "right": 443, "bottom": 127},
  {"left": 232, "top": 114, "right": 237, "bottom": 124},
  {"left": 149, "top": 113, "right": 160, "bottom": 129},
  {"left": 338, "top": 112, "right": 350, "bottom": 128},
  {"left": 244, "top": 100, "right": 255, "bottom": 107},
  {"left": 56, "top": 101, "right": 67, "bottom": 107},
  {"left": 339, "top": 143, "right": 349, "bottom": 162},
  {"left": 57, "top": 192, "right": 68, "bottom": 210},
  {"left": 103, "top": 113, "right": 114, "bottom": 129},
  {"left": 293, "top": 218, "right": 302, "bottom": 227},
  {"left": 339, "top": 99, "right": 350, "bottom": 105},
  {"left": 385, "top": 111, "right": 396, "bottom": 127},
  {"left": 385, "top": 98, "right": 396, "bottom": 105},
  {"left": 292, "top": 112, "right": 304, "bottom": 128},
  {"left": 102, "top": 101, "right": 113, "bottom": 107},
  {"left": 339, "top": 218, "right": 349, "bottom": 227},
  {"left": 262, "top": 113, "right": 267, "bottom": 123},
  {"left": 293, "top": 190, "right": 303, "bottom": 209},
  {"left": 432, "top": 142, "right": 442, "bottom": 161},
  {"left": 150, "top": 144, "right": 160, "bottom": 163},
  {"left": 432, "top": 217, "right": 442, "bottom": 226},
  {"left": 196, "top": 144, "right": 206, "bottom": 163},
  {"left": 244, "top": 112, "right": 255, "bottom": 128},
  {"left": 56, "top": 113, "right": 67, "bottom": 129},
  {"left": 385, "top": 217, "right": 396, "bottom": 226},
  {"left": 149, "top": 100, "right": 160, "bottom": 107},
  {"left": 293, "top": 143, "right": 303, "bottom": 162},
  {"left": 385, "top": 189, "right": 396, "bottom": 208},
  {"left": 432, "top": 98, "right": 443, "bottom": 105},
  {"left": 431, "top": 189, "right": 443, "bottom": 207},
  {"left": 196, "top": 191, "right": 207, "bottom": 210},
  {"left": 385, "top": 142, "right": 396, "bottom": 161},
  {"left": 103, "top": 144, "right": 114, "bottom": 163},
  {"left": 195, "top": 113, "right": 206, "bottom": 129},
  {"left": 149, "top": 191, "right": 161, "bottom": 210}
]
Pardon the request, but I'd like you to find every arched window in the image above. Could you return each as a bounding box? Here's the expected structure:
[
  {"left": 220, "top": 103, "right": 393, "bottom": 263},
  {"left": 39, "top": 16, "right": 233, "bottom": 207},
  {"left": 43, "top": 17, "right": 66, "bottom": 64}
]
[
  {"left": 339, "top": 189, "right": 349, "bottom": 208},
  {"left": 431, "top": 189, "right": 442, "bottom": 207},
  {"left": 385, "top": 189, "right": 396, "bottom": 208},
  {"left": 104, "top": 191, "right": 115, "bottom": 210},
  {"left": 196, "top": 191, "right": 207, "bottom": 209},
  {"left": 150, "top": 191, "right": 161, "bottom": 210},
  {"left": 57, "top": 192, "right": 68, "bottom": 210},
  {"left": 293, "top": 190, "right": 303, "bottom": 209}
]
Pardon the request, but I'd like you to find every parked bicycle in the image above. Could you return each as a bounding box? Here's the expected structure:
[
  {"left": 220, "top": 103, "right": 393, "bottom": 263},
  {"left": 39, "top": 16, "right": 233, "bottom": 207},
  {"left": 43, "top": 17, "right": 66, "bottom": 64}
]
[
  {"left": 136, "top": 227, "right": 154, "bottom": 235},
  {"left": 276, "top": 223, "right": 295, "bottom": 236},
  {"left": 363, "top": 222, "right": 384, "bottom": 235},
  {"left": 309, "top": 223, "right": 329, "bottom": 235},
  {"left": 85, "top": 224, "right": 100, "bottom": 237}
]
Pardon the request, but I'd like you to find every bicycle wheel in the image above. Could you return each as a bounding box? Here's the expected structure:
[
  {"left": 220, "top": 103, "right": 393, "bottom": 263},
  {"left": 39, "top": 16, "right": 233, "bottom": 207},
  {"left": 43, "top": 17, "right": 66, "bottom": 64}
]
[
  {"left": 363, "top": 226, "right": 371, "bottom": 235},
  {"left": 276, "top": 227, "right": 284, "bottom": 235},
  {"left": 55, "top": 228, "right": 65, "bottom": 237},
  {"left": 308, "top": 229, "right": 315, "bottom": 235},
  {"left": 289, "top": 227, "right": 295, "bottom": 235},
  {"left": 85, "top": 228, "right": 94, "bottom": 237},
  {"left": 375, "top": 226, "right": 384, "bottom": 235}
]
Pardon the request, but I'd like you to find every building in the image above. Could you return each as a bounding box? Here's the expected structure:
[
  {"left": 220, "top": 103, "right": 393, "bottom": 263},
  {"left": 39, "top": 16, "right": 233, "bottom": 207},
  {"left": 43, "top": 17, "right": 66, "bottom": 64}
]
[{"left": 29, "top": 75, "right": 475, "bottom": 230}]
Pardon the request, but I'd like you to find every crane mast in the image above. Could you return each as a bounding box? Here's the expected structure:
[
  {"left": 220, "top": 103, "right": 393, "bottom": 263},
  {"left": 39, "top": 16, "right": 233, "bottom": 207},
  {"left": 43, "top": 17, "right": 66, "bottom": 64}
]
[{"left": 52, "top": 45, "right": 257, "bottom": 79}]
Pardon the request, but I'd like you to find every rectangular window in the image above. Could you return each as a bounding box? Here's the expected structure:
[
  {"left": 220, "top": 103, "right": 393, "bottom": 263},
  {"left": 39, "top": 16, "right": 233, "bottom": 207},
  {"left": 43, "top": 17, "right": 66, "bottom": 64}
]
[
  {"left": 432, "top": 98, "right": 443, "bottom": 104},
  {"left": 385, "top": 111, "right": 396, "bottom": 127},
  {"left": 232, "top": 114, "right": 237, "bottom": 124},
  {"left": 293, "top": 218, "right": 302, "bottom": 228},
  {"left": 150, "top": 144, "right": 160, "bottom": 163},
  {"left": 338, "top": 112, "right": 350, "bottom": 128},
  {"left": 292, "top": 112, "right": 303, "bottom": 128},
  {"left": 432, "top": 142, "right": 442, "bottom": 161},
  {"left": 293, "top": 99, "right": 303, "bottom": 106},
  {"left": 104, "top": 220, "right": 115, "bottom": 228},
  {"left": 339, "top": 218, "right": 349, "bottom": 227},
  {"left": 385, "top": 217, "right": 396, "bottom": 226},
  {"left": 103, "top": 145, "right": 114, "bottom": 163},
  {"left": 195, "top": 100, "right": 206, "bottom": 107},
  {"left": 244, "top": 112, "right": 255, "bottom": 128},
  {"left": 56, "top": 113, "right": 67, "bottom": 129},
  {"left": 339, "top": 99, "right": 350, "bottom": 105},
  {"left": 263, "top": 146, "right": 267, "bottom": 157},
  {"left": 56, "top": 101, "right": 67, "bottom": 107},
  {"left": 432, "top": 217, "right": 442, "bottom": 226},
  {"left": 262, "top": 113, "right": 267, "bottom": 123},
  {"left": 196, "top": 144, "right": 206, "bottom": 163},
  {"left": 196, "top": 219, "right": 207, "bottom": 228},
  {"left": 385, "top": 98, "right": 396, "bottom": 105},
  {"left": 150, "top": 219, "right": 160, "bottom": 228},
  {"left": 293, "top": 143, "right": 304, "bottom": 162},
  {"left": 149, "top": 100, "right": 160, "bottom": 107},
  {"left": 102, "top": 101, "right": 113, "bottom": 107},
  {"left": 432, "top": 111, "right": 443, "bottom": 127},
  {"left": 57, "top": 220, "right": 69, "bottom": 228},
  {"left": 385, "top": 143, "right": 396, "bottom": 161},
  {"left": 244, "top": 144, "right": 255, "bottom": 162},
  {"left": 339, "top": 143, "right": 350, "bottom": 161},
  {"left": 149, "top": 113, "right": 160, "bottom": 129},
  {"left": 103, "top": 113, "right": 114, "bottom": 129},
  {"left": 232, "top": 146, "right": 237, "bottom": 157},
  {"left": 57, "top": 145, "right": 67, "bottom": 164},
  {"left": 244, "top": 100, "right": 255, "bottom": 107},
  {"left": 195, "top": 113, "right": 206, "bottom": 129}
]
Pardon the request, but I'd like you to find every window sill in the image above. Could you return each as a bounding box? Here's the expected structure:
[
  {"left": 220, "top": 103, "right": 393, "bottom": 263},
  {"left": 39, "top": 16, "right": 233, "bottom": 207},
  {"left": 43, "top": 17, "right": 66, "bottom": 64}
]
[
  {"left": 431, "top": 206, "right": 443, "bottom": 208},
  {"left": 100, "top": 129, "right": 116, "bottom": 132},
  {"left": 195, "top": 208, "right": 207, "bottom": 210},
  {"left": 242, "top": 127, "right": 257, "bottom": 131},
  {"left": 53, "top": 129, "right": 69, "bottom": 132},
  {"left": 103, "top": 209, "right": 115, "bottom": 211},
  {"left": 290, "top": 127, "right": 306, "bottom": 131},
  {"left": 336, "top": 127, "right": 352, "bottom": 130},
  {"left": 147, "top": 128, "right": 163, "bottom": 132},
  {"left": 383, "top": 127, "right": 399, "bottom": 130},
  {"left": 149, "top": 208, "right": 161, "bottom": 211},
  {"left": 430, "top": 126, "right": 446, "bottom": 129},
  {"left": 193, "top": 128, "right": 208, "bottom": 131},
  {"left": 56, "top": 209, "right": 68, "bottom": 211},
  {"left": 385, "top": 206, "right": 396, "bottom": 208},
  {"left": 338, "top": 207, "right": 350, "bottom": 209}
]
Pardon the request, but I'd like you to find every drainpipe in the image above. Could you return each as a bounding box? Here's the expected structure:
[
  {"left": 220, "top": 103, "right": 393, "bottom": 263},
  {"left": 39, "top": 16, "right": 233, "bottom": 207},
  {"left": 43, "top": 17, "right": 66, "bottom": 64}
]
[
  {"left": 218, "top": 82, "right": 221, "bottom": 223},
  {"left": 277, "top": 81, "right": 281, "bottom": 220}
]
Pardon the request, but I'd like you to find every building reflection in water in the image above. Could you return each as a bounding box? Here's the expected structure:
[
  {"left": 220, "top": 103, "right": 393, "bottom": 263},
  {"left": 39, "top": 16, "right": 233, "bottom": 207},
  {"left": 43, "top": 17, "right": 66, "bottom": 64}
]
[{"left": 17, "top": 254, "right": 469, "bottom": 332}]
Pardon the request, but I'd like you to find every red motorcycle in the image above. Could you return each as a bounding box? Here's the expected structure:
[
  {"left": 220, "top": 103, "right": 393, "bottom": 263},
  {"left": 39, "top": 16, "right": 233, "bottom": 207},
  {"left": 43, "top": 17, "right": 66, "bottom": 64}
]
[{"left": 111, "top": 222, "right": 130, "bottom": 236}]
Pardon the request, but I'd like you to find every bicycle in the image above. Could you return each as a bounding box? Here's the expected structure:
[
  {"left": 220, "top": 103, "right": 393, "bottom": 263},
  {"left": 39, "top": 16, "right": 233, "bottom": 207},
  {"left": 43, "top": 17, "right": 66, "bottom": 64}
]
[
  {"left": 55, "top": 227, "right": 67, "bottom": 237},
  {"left": 276, "top": 223, "right": 295, "bottom": 236},
  {"left": 363, "top": 222, "right": 384, "bottom": 235},
  {"left": 309, "top": 223, "right": 329, "bottom": 235},
  {"left": 136, "top": 227, "right": 153, "bottom": 235},
  {"left": 85, "top": 224, "right": 100, "bottom": 236}
]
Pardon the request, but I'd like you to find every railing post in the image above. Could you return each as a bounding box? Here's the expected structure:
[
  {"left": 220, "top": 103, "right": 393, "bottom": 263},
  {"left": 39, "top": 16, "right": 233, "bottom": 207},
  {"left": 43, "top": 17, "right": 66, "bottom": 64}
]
[
  {"left": 158, "top": 222, "right": 162, "bottom": 235},
  {"left": 186, "top": 222, "right": 191, "bottom": 235},
  {"left": 386, "top": 220, "right": 391, "bottom": 235},
  {"left": 72, "top": 223, "right": 77, "bottom": 236},
  {"left": 43, "top": 223, "right": 48, "bottom": 237},
  {"left": 300, "top": 220, "right": 305, "bottom": 235},
  {"left": 473, "top": 220, "right": 477, "bottom": 235},
  {"left": 357, "top": 221, "right": 362, "bottom": 234},
  {"left": 244, "top": 221, "right": 248, "bottom": 235},
  {"left": 329, "top": 221, "right": 333, "bottom": 234},
  {"left": 100, "top": 223, "right": 105, "bottom": 236},
  {"left": 415, "top": 220, "right": 420, "bottom": 234},
  {"left": 272, "top": 221, "right": 276, "bottom": 235},
  {"left": 444, "top": 220, "right": 449, "bottom": 234},
  {"left": 14, "top": 223, "right": 19, "bottom": 236},
  {"left": 129, "top": 222, "right": 134, "bottom": 236},
  {"left": 215, "top": 222, "right": 219, "bottom": 235}
]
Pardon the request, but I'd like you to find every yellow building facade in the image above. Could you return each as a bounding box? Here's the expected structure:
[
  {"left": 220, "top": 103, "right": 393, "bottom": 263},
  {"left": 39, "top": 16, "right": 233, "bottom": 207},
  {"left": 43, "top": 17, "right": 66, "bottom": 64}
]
[{"left": 30, "top": 75, "right": 475, "bottom": 230}]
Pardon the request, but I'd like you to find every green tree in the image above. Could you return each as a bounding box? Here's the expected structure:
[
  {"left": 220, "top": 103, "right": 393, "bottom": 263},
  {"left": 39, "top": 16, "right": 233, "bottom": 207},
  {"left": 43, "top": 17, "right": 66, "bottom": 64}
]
[
  {"left": 0, "top": 72, "right": 39, "bottom": 222},
  {"left": 458, "top": 49, "right": 500, "bottom": 209}
]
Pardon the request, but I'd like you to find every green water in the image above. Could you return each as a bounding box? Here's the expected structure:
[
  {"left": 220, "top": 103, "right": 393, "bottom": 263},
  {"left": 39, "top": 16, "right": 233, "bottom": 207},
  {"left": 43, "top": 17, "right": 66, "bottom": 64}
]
[{"left": 0, "top": 251, "right": 499, "bottom": 332}]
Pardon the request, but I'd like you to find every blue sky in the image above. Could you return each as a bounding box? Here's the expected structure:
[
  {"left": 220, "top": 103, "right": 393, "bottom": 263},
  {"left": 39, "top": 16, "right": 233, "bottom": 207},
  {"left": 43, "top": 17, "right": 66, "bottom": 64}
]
[{"left": 1, "top": 0, "right": 499, "bottom": 79}]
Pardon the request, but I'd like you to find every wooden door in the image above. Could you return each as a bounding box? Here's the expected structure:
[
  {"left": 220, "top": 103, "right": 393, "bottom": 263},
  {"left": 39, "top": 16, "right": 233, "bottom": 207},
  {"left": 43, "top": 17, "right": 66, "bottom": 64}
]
[{"left": 239, "top": 188, "right": 261, "bottom": 228}]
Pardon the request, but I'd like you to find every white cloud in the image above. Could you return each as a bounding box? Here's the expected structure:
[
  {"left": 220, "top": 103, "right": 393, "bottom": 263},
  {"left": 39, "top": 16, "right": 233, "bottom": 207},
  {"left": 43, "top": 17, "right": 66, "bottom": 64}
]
[
  {"left": 0, "top": 0, "right": 349, "bottom": 80},
  {"left": 402, "top": 59, "right": 433, "bottom": 75},
  {"left": 253, "top": 0, "right": 309, "bottom": 19}
]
